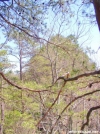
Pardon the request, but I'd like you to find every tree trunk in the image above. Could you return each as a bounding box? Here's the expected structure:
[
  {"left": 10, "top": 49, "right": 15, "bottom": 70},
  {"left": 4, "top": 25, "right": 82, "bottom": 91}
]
[
  {"left": 0, "top": 77, "right": 5, "bottom": 134},
  {"left": 19, "top": 43, "right": 23, "bottom": 81},
  {"left": 93, "top": 0, "right": 100, "bottom": 31},
  {"left": 19, "top": 42, "right": 24, "bottom": 113}
]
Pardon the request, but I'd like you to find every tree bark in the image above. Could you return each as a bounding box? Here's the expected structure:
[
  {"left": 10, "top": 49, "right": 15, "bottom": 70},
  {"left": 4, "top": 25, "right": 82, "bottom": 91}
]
[
  {"left": 19, "top": 43, "right": 23, "bottom": 81},
  {"left": 93, "top": 0, "right": 100, "bottom": 31},
  {"left": 0, "top": 77, "right": 5, "bottom": 134}
]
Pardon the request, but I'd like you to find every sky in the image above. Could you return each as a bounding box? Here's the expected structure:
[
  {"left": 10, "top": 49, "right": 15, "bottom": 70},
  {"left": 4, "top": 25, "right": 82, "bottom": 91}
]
[
  {"left": 0, "top": 25, "right": 100, "bottom": 71},
  {"left": 45, "top": 2, "right": 100, "bottom": 69},
  {"left": 80, "top": 24, "right": 100, "bottom": 68},
  {"left": 87, "top": 26, "right": 100, "bottom": 69},
  {"left": 0, "top": 0, "right": 100, "bottom": 71}
]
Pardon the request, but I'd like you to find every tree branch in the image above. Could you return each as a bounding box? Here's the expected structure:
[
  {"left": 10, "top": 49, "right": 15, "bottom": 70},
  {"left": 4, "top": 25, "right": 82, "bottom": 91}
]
[
  {"left": 80, "top": 105, "right": 100, "bottom": 134},
  {"left": 0, "top": 13, "right": 73, "bottom": 54},
  {"left": 37, "top": 81, "right": 67, "bottom": 127},
  {"left": 50, "top": 89, "right": 100, "bottom": 132},
  {"left": 39, "top": 70, "right": 100, "bottom": 129},
  {"left": 59, "top": 70, "right": 100, "bottom": 81},
  {"left": 93, "top": 0, "right": 100, "bottom": 31},
  {"left": 50, "top": 70, "right": 100, "bottom": 87},
  {"left": 0, "top": 72, "right": 48, "bottom": 92}
]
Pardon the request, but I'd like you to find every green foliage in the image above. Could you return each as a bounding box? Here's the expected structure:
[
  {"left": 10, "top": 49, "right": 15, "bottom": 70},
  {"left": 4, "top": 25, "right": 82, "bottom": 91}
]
[
  {"left": 0, "top": 34, "right": 98, "bottom": 134},
  {"left": 24, "top": 81, "right": 45, "bottom": 89},
  {"left": 26, "top": 34, "right": 95, "bottom": 84},
  {"left": 0, "top": 0, "right": 99, "bottom": 133},
  {"left": 0, "top": 49, "right": 9, "bottom": 70},
  {"left": 0, "top": 50, "right": 7, "bottom": 56},
  {"left": 4, "top": 110, "right": 36, "bottom": 133},
  {"left": 1, "top": 81, "right": 39, "bottom": 133},
  {"left": 0, "top": 34, "right": 97, "bottom": 133}
]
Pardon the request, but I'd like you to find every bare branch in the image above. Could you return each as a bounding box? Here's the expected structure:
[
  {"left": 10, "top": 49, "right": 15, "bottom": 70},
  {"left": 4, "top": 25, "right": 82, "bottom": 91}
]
[
  {"left": 37, "top": 80, "right": 67, "bottom": 127},
  {"left": 38, "top": 70, "right": 100, "bottom": 128},
  {"left": 0, "top": 13, "right": 73, "bottom": 54},
  {"left": 0, "top": 72, "right": 48, "bottom": 93},
  {"left": 51, "top": 89, "right": 100, "bottom": 132},
  {"left": 80, "top": 105, "right": 100, "bottom": 134},
  {"left": 50, "top": 70, "right": 100, "bottom": 87}
]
